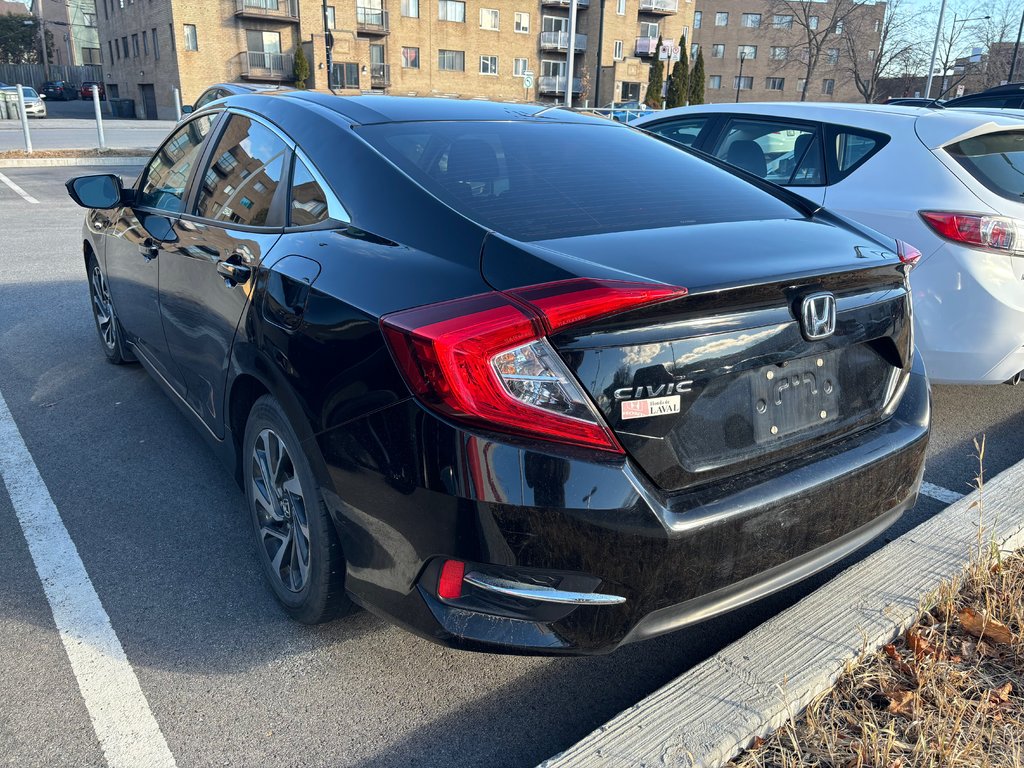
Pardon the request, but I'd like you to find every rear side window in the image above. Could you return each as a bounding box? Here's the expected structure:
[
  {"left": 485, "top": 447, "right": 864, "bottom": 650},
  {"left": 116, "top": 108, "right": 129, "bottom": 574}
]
[
  {"left": 949, "top": 95, "right": 1021, "bottom": 109},
  {"left": 194, "top": 114, "right": 289, "bottom": 226},
  {"left": 358, "top": 121, "right": 799, "bottom": 241},
  {"left": 828, "top": 127, "right": 888, "bottom": 181},
  {"left": 644, "top": 116, "right": 710, "bottom": 148},
  {"left": 290, "top": 157, "right": 330, "bottom": 226},
  {"left": 712, "top": 118, "right": 824, "bottom": 186},
  {"left": 947, "top": 131, "right": 1024, "bottom": 201}
]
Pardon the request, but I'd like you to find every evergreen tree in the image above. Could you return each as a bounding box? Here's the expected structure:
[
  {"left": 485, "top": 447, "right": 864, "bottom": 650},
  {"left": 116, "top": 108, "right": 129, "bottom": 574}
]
[
  {"left": 293, "top": 45, "right": 310, "bottom": 89},
  {"left": 665, "top": 33, "right": 689, "bottom": 108},
  {"left": 688, "top": 49, "right": 706, "bottom": 106},
  {"left": 644, "top": 35, "right": 664, "bottom": 108}
]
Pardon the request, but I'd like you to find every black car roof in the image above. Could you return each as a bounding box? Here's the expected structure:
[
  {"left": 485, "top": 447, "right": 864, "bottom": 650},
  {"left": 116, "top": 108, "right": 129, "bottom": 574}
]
[{"left": 247, "top": 91, "right": 608, "bottom": 126}]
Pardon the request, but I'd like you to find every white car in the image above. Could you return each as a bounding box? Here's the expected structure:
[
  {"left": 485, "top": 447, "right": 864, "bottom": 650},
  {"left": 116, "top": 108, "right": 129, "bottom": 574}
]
[
  {"left": 0, "top": 86, "right": 46, "bottom": 118},
  {"left": 634, "top": 103, "right": 1024, "bottom": 385}
]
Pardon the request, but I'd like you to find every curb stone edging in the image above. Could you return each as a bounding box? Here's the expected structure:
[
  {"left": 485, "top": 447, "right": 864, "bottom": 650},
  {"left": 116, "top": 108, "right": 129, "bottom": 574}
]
[
  {"left": 0, "top": 157, "right": 148, "bottom": 168},
  {"left": 540, "top": 459, "right": 1024, "bottom": 768}
]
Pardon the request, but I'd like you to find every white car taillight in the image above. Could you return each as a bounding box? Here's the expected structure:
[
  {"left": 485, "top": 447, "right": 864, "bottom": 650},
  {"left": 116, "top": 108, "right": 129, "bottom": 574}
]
[{"left": 919, "top": 211, "right": 1024, "bottom": 255}]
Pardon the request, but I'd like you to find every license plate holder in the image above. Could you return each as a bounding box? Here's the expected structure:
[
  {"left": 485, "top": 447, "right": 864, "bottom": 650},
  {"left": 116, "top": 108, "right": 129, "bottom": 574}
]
[{"left": 751, "top": 353, "right": 840, "bottom": 442}]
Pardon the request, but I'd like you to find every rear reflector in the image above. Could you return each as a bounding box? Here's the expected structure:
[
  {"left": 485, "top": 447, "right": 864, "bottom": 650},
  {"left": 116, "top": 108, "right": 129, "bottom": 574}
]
[
  {"left": 381, "top": 279, "right": 686, "bottom": 453},
  {"left": 438, "top": 560, "right": 465, "bottom": 599},
  {"left": 919, "top": 211, "right": 1023, "bottom": 255}
]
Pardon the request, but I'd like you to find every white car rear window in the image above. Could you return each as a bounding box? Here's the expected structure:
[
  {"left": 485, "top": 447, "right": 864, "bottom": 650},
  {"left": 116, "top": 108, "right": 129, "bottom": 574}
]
[{"left": 947, "top": 131, "right": 1024, "bottom": 201}]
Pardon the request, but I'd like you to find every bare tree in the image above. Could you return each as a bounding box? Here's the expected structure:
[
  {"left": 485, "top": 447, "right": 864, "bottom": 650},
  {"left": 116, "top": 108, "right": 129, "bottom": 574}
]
[{"left": 843, "top": 0, "right": 918, "bottom": 102}]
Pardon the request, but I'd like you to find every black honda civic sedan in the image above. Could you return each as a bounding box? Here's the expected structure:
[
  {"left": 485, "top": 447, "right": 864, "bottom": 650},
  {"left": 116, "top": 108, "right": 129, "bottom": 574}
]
[{"left": 66, "top": 93, "right": 929, "bottom": 654}]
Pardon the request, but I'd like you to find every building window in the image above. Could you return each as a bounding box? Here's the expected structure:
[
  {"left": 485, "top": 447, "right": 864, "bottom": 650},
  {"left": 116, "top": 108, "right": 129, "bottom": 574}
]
[
  {"left": 142, "top": 30, "right": 148, "bottom": 55},
  {"left": 690, "top": 42, "right": 698, "bottom": 58},
  {"left": 616, "top": 0, "right": 625, "bottom": 14},
  {"left": 331, "top": 62, "right": 360, "bottom": 87},
  {"left": 131, "top": 33, "right": 139, "bottom": 57},
  {"left": 772, "top": 14, "right": 792, "bottom": 28},
  {"left": 709, "top": 74, "right": 721, "bottom": 89},
  {"left": 169, "top": 23, "right": 175, "bottom": 51},
  {"left": 480, "top": 8, "right": 499, "bottom": 29},
  {"left": 741, "top": 13, "right": 760, "bottom": 27},
  {"left": 153, "top": 27, "right": 159, "bottom": 59},
  {"left": 541, "top": 59, "right": 566, "bottom": 77},
  {"left": 401, "top": 46, "right": 419, "bottom": 67},
  {"left": 711, "top": 44, "right": 724, "bottom": 58},
  {"left": 121, "top": 36, "right": 128, "bottom": 57},
  {"left": 614, "top": 39, "right": 623, "bottom": 59},
  {"left": 868, "top": 49, "right": 875, "bottom": 60},
  {"left": 438, "top": 48, "right": 465, "bottom": 70},
  {"left": 513, "top": 57, "right": 528, "bottom": 75},
  {"left": 438, "top": 0, "right": 465, "bottom": 22},
  {"left": 808, "top": 16, "right": 818, "bottom": 30},
  {"left": 826, "top": 48, "right": 839, "bottom": 64},
  {"left": 714, "top": 12, "right": 728, "bottom": 26},
  {"left": 514, "top": 12, "right": 529, "bottom": 32},
  {"left": 734, "top": 75, "right": 752, "bottom": 90},
  {"left": 693, "top": 10, "right": 700, "bottom": 27},
  {"left": 480, "top": 54, "right": 498, "bottom": 75},
  {"left": 798, "top": 78, "right": 806, "bottom": 94},
  {"left": 401, "top": 0, "right": 419, "bottom": 16},
  {"left": 874, "top": 18, "right": 881, "bottom": 32},
  {"left": 822, "top": 78, "right": 834, "bottom": 95},
  {"left": 765, "top": 77, "right": 784, "bottom": 90},
  {"left": 325, "top": 6, "right": 335, "bottom": 28},
  {"left": 770, "top": 46, "right": 788, "bottom": 60},
  {"left": 183, "top": 24, "right": 197, "bottom": 51},
  {"left": 109, "top": 40, "right": 115, "bottom": 61},
  {"left": 737, "top": 45, "right": 756, "bottom": 59},
  {"left": 639, "top": 21, "right": 659, "bottom": 37},
  {"left": 834, "top": 20, "right": 844, "bottom": 34}
]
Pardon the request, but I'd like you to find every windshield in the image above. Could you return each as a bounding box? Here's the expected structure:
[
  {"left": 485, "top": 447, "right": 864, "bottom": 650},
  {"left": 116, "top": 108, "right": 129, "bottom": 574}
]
[
  {"left": 358, "top": 121, "right": 800, "bottom": 241},
  {"left": 947, "top": 130, "right": 1024, "bottom": 200}
]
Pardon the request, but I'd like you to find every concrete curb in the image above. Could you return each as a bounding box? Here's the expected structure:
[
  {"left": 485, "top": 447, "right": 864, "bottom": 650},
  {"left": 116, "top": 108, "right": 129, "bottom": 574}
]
[
  {"left": 0, "top": 157, "right": 148, "bottom": 168},
  {"left": 540, "top": 458, "right": 1024, "bottom": 768}
]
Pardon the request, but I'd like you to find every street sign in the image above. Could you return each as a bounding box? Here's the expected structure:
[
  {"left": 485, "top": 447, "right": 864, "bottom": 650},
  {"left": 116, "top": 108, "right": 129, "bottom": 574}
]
[
  {"left": 659, "top": 44, "right": 681, "bottom": 62},
  {"left": 524, "top": 75, "right": 534, "bottom": 88}
]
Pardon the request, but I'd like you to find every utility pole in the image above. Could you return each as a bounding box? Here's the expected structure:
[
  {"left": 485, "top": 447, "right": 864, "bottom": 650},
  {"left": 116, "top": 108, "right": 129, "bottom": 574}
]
[
  {"left": 322, "top": 0, "right": 335, "bottom": 93},
  {"left": 33, "top": 3, "right": 49, "bottom": 80},
  {"left": 735, "top": 52, "right": 746, "bottom": 102},
  {"left": 564, "top": 0, "right": 579, "bottom": 107},
  {"left": 594, "top": 0, "right": 606, "bottom": 107},
  {"left": 925, "top": 0, "right": 949, "bottom": 99},
  {"left": 1009, "top": 8, "right": 1024, "bottom": 81}
]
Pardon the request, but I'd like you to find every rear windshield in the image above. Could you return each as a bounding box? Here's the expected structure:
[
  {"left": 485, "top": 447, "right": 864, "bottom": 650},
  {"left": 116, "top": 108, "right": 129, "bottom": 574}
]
[
  {"left": 947, "top": 131, "right": 1024, "bottom": 201},
  {"left": 357, "top": 121, "right": 799, "bottom": 241}
]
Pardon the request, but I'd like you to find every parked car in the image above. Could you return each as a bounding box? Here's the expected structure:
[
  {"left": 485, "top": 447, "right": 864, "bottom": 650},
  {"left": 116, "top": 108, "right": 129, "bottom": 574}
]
[
  {"left": 180, "top": 82, "right": 293, "bottom": 117},
  {"left": 1, "top": 86, "right": 46, "bottom": 118},
  {"left": 600, "top": 99, "right": 653, "bottom": 123},
  {"left": 884, "top": 97, "right": 944, "bottom": 107},
  {"left": 80, "top": 81, "right": 106, "bottom": 100},
  {"left": 943, "top": 82, "right": 1024, "bottom": 110},
  {"left": 636, "top": 103, "right": 1024, "bottom": 385},
  {"left": 41, "top": 80, "right": 77, "bottom": 100},
  {"left": 65, "top": 93, "right": 929, "bottom": 654}
]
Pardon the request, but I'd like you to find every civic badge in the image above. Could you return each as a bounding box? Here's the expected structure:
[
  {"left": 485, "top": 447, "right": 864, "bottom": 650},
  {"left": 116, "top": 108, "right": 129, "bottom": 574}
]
[{"left": 799, "top": 292, "right": 837, "bottom": 341}]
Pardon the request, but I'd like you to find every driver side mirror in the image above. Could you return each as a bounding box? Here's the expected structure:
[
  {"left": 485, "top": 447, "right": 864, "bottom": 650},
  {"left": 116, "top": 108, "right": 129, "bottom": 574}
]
[
  {"left": 181, "top": 104, "right": 193, "bottom": 115},
  {"left": 65, "top": 174, "right": 133, "bottom": 210}
]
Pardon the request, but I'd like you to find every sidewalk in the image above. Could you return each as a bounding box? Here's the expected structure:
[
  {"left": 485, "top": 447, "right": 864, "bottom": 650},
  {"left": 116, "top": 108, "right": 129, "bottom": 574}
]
[{"left": 0, "top": 118, "right": 173, "bottom": 152}]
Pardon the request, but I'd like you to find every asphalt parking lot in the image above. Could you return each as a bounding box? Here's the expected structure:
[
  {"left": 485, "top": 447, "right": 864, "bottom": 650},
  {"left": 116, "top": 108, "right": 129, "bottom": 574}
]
[{"left": 1, "top": 165, "right": 1022, "bottom": 768}]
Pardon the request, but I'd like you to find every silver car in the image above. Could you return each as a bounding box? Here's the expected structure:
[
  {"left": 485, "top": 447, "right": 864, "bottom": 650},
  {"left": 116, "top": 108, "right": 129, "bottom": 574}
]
[{"left": 1, "top": 86, "right": 47, "bottom": 118}]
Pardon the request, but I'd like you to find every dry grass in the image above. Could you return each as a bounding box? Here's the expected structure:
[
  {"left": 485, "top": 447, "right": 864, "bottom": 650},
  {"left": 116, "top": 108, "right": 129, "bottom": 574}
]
[{"left": 732, "top": 444, "right": 1024, "bottom": 768}]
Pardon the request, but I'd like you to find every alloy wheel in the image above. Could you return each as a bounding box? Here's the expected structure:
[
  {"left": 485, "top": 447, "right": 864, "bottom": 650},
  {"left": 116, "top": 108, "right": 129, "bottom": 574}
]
[
  {"left": 90, "top": 264, "right": 115, "bottom": 350},
  {"left": 250, "top": 428, "right": 310, "bottom": 593}
]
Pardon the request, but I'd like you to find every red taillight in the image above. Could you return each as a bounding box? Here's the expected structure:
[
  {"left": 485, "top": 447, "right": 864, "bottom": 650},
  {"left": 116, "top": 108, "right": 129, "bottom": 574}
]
[
  {"left": 896, "top": 240, "right": 922, "bottom": 266},
  {"left": 438, "top": 559, "right": 465, "bottom": 599},
  {"left": 381, "top": 278, "right": 686, "bottom": 453},
  {"left": 919, "top": 211, "right": 1023, "bottom": 255}
]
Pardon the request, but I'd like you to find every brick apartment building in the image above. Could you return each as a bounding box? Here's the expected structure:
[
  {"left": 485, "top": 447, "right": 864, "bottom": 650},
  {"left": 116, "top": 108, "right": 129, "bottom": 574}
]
[
  {"left": 691, "top": 0, "right": 884, "bottom": 103},
  {"left": 95, "top": 0, "right": 693, "bottom": 119}
]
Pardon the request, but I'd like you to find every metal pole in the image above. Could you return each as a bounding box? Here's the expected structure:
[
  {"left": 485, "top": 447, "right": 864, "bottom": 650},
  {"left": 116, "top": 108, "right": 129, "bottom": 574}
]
[
  {"left": 565, "top": 0, "right": 579, "bottom": 107},
  {"left": 322, "top": 0, "right": 336, "bottom": 93},
  {"left": 35, "top": 15, "right": 48, "bottom": 80},
  {"left": 735, "top": 53, "right": 745, "bottom": 102},
  {"left": 925, "top": 0, "right": 949, "bottom": 99},
  {"left": 173, "top": 87, "right": 182, "bottom": 120},
  {"left": 594, "top": 0, "right": 606, "bottom": 107},
  {"left": 92, "top": 85, "right": 105, "bottom": 150},
  {"left": 16, "top": 84, "right": 32, "bottom": 153},
  {"left": 1009, "top": 8, "right": 1024, "bottom": 82}
]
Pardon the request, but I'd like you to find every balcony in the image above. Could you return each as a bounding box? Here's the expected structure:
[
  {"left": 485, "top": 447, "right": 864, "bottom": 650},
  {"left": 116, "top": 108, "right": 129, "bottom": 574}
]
[
  {"left": 638, "top": 0, "right": 678, "bottom": 13},
  {"left": 240, "top": 51, "right": 295, "bottom": 81},
  {"left": 234, "top": 0, "right": 299, "bottom": 22},
  {"left": 539, "top": 31, "right": 588, "bottom": 52},
  {"left": 635, "top": 36, "right": 659, "bottom": 56},
  {"left": 538, "top": 76, "right": 582, "bottom": 95},
  {"left": 370, "top": 62, "right": 390, "bottom": 88},
  {"left": 356, "top": 7, "right": 389, "bottom": 34},
  {"left": 540, "top": 0, "right": 589, "bottom": 7}
]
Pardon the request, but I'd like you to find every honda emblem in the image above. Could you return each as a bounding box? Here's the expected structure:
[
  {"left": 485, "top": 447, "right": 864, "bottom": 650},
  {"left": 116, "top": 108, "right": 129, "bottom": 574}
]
[{"left": 800, "top": 292, "right": 837, "bottom": 341}]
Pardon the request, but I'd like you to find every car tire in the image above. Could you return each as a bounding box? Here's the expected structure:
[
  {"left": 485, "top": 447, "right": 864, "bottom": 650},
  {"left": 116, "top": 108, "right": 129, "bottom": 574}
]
[
  {"left": 86, "top": 252, "right": 135, "bottom": 364},
  {"left": 243, "top": 394, "right": 353, "bottom": 624}
]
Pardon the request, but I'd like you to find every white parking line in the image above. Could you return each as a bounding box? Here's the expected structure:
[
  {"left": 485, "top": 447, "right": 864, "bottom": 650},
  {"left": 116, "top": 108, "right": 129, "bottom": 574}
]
[
  {"left": 919, "top": 481, "right": 966, "bottom": 505},
  {"left": 0, "top": 389, "right": 176, "bottom": 768},
  {"left": 0, "top": 171, "right": 40, "bottom": 204}
]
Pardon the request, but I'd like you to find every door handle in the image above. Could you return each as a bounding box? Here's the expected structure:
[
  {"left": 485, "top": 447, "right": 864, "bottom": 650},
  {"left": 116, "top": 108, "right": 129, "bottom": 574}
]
[
  {"left": 217, "top": 260, "right": 252, "bottom": 287},
  {"left": 139, "top": 238, "right": 159, "bottom": 260}
]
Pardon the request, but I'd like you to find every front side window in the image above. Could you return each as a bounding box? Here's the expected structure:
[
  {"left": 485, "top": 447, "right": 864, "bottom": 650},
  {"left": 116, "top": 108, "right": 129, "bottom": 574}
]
[
  {"left": 438, "top": 49, "right": 465, "bottom": 70},
  {"left": 480, "top": 8, "right": 499, "bottom": 29},
  {"left": 514, "top": 11, "right": 529, "bottom": 32},
  {"left": 741, "top": 13, "right": 760, "bottom": 27},
  {"left": 438, "top": 0, "right": 465, "bottom": 22},
  {"left": 194, "top": 115, "right": 289, "bottom": 226},
  {"left": 183, "top": 23, "right": 197, "bottom": 51},
  {"left": 711, "top": 44, "right": 724, "bottom": 58},
  {"left": 402, "top": 46, "right": 420, "bottom": 68},
  {"left": 290, "top": 157, "right": 331, "bottom": 226},
  {"left": 715, "top": 11, "right": 728, "bottom": 25},
  {"left": 480, "top": 55, "right": 498, "bottom": 75},
  {"left": 137, "top": 114, "right": 215, "bottom": 212},
  {"left": 714, "top": 118, "right": 823, "bottom": 186}
]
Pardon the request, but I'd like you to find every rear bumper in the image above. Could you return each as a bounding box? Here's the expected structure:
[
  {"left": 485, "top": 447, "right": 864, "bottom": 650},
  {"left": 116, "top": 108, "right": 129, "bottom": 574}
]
[{"left": 318, "top": 354, "right": 929, "bottom": 655}]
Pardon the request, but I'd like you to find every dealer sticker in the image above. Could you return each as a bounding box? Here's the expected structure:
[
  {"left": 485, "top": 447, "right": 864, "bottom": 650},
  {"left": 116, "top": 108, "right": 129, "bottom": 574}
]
[{"left": 620, "top": 395, "right": 681, "bottom": 420}]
